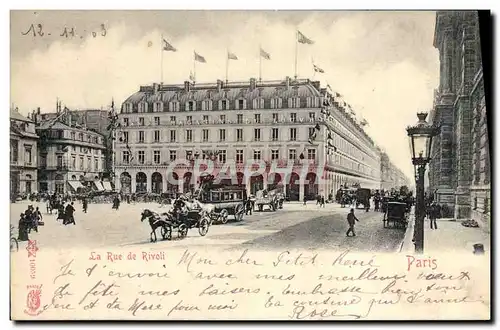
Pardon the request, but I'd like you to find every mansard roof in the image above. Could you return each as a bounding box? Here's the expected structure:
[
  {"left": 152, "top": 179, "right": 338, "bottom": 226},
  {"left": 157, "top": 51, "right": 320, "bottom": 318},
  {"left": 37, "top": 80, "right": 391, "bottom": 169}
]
[{"left": 121, "top": 77, "right": 322, "bottom": 109}]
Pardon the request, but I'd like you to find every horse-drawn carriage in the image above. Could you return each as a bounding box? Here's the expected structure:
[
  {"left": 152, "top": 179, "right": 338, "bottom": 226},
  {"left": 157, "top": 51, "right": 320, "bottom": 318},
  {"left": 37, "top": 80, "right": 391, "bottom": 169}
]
[
  {"left": 197, "top": 186, "right": 246, "bottom": 224},
  {"left": 383, "top": 201, "right": 409, "bottom": 229},
  {"left": 355, "top": 188, "right": 372, "bottom": 210},
  {"left": 255, "top": 189, "right": 280, "bottom": 212}
]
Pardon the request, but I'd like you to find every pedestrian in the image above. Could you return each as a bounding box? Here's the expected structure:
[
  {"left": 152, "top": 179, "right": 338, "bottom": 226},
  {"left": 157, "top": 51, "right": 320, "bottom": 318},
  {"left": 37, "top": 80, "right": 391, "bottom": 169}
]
[
  {"left": 18, "top": 213, "right": 29, "bottom": 241},
  {"left": 303, "top": 196, "right": 307, "bottom": 206},
  {"left": 346, "top": 208, "right": 359, "bottom": 237},
  {"left": 430, "top": 202, "right": 438, "bottom": 230},
  {"left": 65, "top": 202, "right": 76, "bottom": 225},
  {"left": 321, "top": 196, "right": 325, "bottom": 208},
  {"left": 82, "top": 198, "right": 88, "bottom": 213}
]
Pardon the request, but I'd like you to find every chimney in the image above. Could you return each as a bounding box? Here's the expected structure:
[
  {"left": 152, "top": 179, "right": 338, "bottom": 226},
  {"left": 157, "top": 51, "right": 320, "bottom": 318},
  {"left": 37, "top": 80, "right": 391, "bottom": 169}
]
[
  {"left": 37, "top": 107, "right": 41, "bottom": 115},
  {"left": 285, "top": 76, "right": 291, "bottom": 90},
  {"left": 216, "top": 79, "right": 223, "bottom": 92},
  {"left": 184, "top": 81, "right": 191, "bottom": 92},
  {"left": 67, "top": 112, "right": 72, "bottom": 126},
  {"left": 249, "top": 78, "right": 256, "bottom": 91}
]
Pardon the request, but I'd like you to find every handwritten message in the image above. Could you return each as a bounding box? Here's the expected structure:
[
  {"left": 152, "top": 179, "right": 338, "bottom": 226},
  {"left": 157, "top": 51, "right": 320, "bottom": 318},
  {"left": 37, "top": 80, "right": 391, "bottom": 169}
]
[
  {"left": 10, "top": 248, "right": 490, "bottom": 320},
  {"left": 21, "top": 23, "right": 107, "bottom": 39}
]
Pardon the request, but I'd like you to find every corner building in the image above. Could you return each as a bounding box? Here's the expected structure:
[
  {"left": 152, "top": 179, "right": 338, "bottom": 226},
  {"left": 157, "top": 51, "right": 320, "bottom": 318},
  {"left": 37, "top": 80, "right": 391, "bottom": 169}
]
[
  {"left": 428, "top": 11, "right": 490, "bottom": 228},
  {"left": 115, "top": 77, "right": 382, "bottom": 200}
]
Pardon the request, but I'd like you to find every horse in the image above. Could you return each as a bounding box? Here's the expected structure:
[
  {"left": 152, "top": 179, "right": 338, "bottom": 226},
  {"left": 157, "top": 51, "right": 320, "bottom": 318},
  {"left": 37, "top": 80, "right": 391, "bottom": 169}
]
[{"left": 140, "top": 209, "right": 171, "bottom": 242}]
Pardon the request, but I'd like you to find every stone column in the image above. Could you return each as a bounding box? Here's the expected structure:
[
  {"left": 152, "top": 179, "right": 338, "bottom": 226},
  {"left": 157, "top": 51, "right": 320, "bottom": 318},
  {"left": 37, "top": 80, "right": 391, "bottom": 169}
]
[
  {"left": 131, "top": 174, "right": 136, "bottom": 193},
  {"left": 146, "top": 171, "right": 152, "bottom": 193}
]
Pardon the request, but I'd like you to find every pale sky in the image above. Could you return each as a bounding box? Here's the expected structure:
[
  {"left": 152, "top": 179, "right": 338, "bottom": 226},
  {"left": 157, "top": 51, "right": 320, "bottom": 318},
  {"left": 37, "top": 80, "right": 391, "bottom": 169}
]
[{"left": 10, "top": 10, "right": 439, "bottom": 180}]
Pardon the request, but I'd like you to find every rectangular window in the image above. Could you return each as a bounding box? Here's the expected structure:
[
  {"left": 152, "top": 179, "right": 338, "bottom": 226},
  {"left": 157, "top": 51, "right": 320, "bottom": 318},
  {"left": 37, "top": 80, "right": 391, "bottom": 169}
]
[
  {"left": 289, "top": 149, "right": 297, "bottom": 160},
  {"left": 186, "top": 129, "right": 193, "bottom": 142},
  {"left": 72, "top": 156, "right": 76, "bottom": 169},
  {"left": 309, "top": 112, "right": 315, "bottom": 120},
  {"left": 187, "top": 101, "right": 195, "bottom": 111},
  {"left": 169, "top": 150, "right": 177, "bottom": 161},
  {"left": 289, "top": 128, "right": 297, "bottom": 141},
  {"left": 290, "top": 113, "right": 297, "bottom": 123},
  {"left": 221, "top": 100, "right": 228, "bottom": 110},
  {"left": 218, "top": 150, "right": 227, "bottom": 163},
  {"left": 94, "top": 158, "right": 98, "bottom": 171},
  {"left": 123, "top": 151, "right": 130, "bottom": 163},
  {"left": 236, "top": 150, "right": 244, "bottom": 163},
  {"left": 236, "top": 128, "right": 243, "bottom": 142},
  {"left": 70, "top": 132, "right": 75, "bottom": 140},
  {"left": 139, "top": 117, "right": 145, "bottom": 126},
  {"left": 138, "top": 131, "right": 145, "bottom": 143},
  {"left": 170, "top": 130, "right": 176, "bottom": 142},
  {"left": 308, "top": 149, "right": 316, "bottom": 160},
  {"left": 254, "top": 114, "right": 261, "bottom": 123},
  {"left": 138, "top": 151, "right": 145, "bottom": 164},
  {"left": 219, "top": 129, "right": 226, "bottom": 142},
  {"left": 202, "top": 129, "right": 209, "bottom": 142},
  {"left": 237, "top": 114, "right": 243, "bottom": 124},
  {"left": 203, "top": 115, "right": 209, "bottom": 123},
  {"left": 220, "top": 115, "right": 226, "bottom": 124},
  {"left": 170, "top": 116, "right": 176, "bottom": 124},
  {"left": 272, "top": 113, "right": 279, "bottom": 122},
  {"left": 254, "top": 128, "right": 261, "bottom": 141},
  {"left": 24, "top": 147, "right": 32, "bottom": 164},
  {"left": 253, "top": 150, "right": 261, "bottom": 160},
  {"left": 238, "top": 99, "right": 244, "bottom": 109},
  {"left": 78, "top": 156, "right": 83, "bottom": 170},
  {"left": 186, "top": 115, "right": 192, "bottom": 123},
  {"left": 271, "top": 149, "right": 279, "bottom": 160},
  {"left": 308, "top": 127, "right": 316, "bottom": 137},
  {"left": 271, "top": 128, "right": 279, "bottom": 141},
  {"left": 170, "top": 102, "right": 179, "bottom": 112},
  {"left": 153, "top": 130, "right": 160, "bottom": 142},
  {"left": 154, "top": 116, "right": 160, "bottom": 125},
  {"left": 153, "top": 150, "right": 161, "bottom": 164}
]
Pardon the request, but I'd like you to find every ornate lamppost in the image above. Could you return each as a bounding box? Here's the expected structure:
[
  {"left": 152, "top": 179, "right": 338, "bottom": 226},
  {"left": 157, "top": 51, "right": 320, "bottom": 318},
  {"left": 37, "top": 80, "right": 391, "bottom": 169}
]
[{"left": 406, "top": 112, "right": 440, "bottom": 253}]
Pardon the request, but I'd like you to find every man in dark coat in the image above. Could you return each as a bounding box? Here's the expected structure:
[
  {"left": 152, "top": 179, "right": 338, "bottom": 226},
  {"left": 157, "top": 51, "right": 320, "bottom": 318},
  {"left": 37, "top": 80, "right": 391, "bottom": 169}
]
[
  {"left": 346, "top": 208, "right": 360, "bottom": 237},
  {"left": 65, "top": 202, "right": 76, "bottom": 225},
  {"left": 82, "top": 198, "right": 88, "bottom": 213},
  {"left": 18, "top": 213, "right": 29, "bottom": 241}
]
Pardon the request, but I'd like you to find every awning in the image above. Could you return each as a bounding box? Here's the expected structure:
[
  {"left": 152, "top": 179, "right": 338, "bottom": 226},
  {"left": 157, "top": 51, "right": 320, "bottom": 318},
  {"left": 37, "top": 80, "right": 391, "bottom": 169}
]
[
  {"left": 67, "top": 181, "right": 84, "bottom": 192},
  {"left": 93, "top": 181, "right": 105, "bottom": 191},
  {"left": 102, "top": 181, "right": 113, "bottom": 191}
]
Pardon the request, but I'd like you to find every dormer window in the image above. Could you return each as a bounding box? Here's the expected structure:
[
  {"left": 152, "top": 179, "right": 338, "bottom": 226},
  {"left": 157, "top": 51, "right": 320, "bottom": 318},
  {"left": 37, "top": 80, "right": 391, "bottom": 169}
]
[
  {"left": 219, "top": 99, "right": 229, "bottom": 110},
  {"left": 288, "top": 97, "right": 301, "bottom": 108},
  {"left": 153, "top": 102, "right": 163, "bottom": 112},
  {"left": 270, "top": 98, "right": 282, "bottom": 109},
  {"left": 201, "top": 100, "right": 213, "bottom": 111},
  {"left": 123, "top": 103, "right": 132, "bottom": 113},
  {"left": 306, "top": 97, "right": 320, "bottom": 108},
  {"left": 169, "top": 101, "right": 179, "bottom": 112},
  {"left": 185, "top": 101, "right": 196, "bottom": 111},
  {"left": 235, "top": 98, "right": 246, "bottom": 110},
  {"left": 138, "top": 102, "right": 148, "bottom": 113},
  {"left": 252, "top": 98, "right": 265, "bottom": 109}
]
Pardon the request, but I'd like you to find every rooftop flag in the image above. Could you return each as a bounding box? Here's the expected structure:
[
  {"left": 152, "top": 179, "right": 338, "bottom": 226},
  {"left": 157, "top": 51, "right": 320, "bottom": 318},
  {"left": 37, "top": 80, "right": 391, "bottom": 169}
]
[
  {"left": 260, "top": 48, "right": 271, "bottom": 60},
  {"left": 163, "top": 39, "right": 177, "bottom": 52},
  {"left": 228, "top": 51, "right": 238, "bottom": 60},
  {"left": 313, "top": 64, "right": 325, "bottom": 73},
  {"left": 194, "top": 51, "right": 206, "bottom": 63},
  {"left": 298, "top": 30, "right": 314, "bottom": 44}
]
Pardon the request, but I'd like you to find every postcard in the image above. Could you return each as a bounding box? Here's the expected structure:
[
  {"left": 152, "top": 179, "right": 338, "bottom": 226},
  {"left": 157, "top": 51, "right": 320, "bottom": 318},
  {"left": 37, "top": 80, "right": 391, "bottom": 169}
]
[{"left": 9, "top": 10, "right": 491, "bottom": 320}]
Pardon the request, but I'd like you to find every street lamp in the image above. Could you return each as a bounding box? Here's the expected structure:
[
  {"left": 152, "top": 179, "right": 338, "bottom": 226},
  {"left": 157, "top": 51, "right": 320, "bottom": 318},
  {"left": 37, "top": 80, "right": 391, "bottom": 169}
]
[{"left": 406, "top": 112, "right": 440, "bottom": 253}]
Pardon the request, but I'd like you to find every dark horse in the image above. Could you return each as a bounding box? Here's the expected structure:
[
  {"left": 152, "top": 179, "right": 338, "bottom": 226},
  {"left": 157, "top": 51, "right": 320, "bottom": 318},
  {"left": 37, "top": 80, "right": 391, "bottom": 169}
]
[{"left": 140, "top": 209, "right": 171, "bottom": 242}]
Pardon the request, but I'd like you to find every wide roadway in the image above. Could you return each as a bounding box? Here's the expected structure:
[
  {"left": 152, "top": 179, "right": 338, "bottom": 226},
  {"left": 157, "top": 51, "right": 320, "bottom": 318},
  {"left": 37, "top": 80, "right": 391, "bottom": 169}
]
[{"left": 10, "top": 201, "right": 405, "bottom": 252}]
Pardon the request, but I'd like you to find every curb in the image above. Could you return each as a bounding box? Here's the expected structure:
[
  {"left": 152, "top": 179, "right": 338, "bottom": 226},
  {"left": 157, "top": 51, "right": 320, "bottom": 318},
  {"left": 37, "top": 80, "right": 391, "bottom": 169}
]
[{"left": 399, "top": 213, "right": 415, "bottom": 253}]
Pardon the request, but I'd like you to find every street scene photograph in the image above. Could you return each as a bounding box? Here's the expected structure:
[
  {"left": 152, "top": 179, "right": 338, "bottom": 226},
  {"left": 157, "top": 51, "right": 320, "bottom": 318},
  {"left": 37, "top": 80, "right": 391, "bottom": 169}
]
[{"left": 9, "top": 10, "right": 490, "bottom": 256}]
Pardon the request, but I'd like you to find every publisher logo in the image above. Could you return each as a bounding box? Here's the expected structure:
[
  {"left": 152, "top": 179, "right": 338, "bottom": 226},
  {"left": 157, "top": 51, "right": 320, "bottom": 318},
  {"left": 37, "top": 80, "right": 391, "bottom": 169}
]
[
  {"left": 26, "top": 240, "right": 39, "bottom": 258},
  {"left": 24, "top": 285, "right": 42, "bottom": 316}
]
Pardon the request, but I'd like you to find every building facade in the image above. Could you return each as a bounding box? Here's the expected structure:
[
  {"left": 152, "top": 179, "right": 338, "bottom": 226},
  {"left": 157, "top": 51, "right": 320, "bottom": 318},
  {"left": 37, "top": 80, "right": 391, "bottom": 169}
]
[
  {"left": 428, "top": 11, "right": 490, "bottom": 228},
  {"left": 10, "top": 108, "right": 39, "bottom": 196},
  {"left": 37, "top": 109, "right": 112, "bottom": 177},
  {"left": 36, "top": 118, "right": 107, "bottom": 194},
  {"left": 380, "top": 151, "right": 410, "bottom": 191},
  {"left": 115, "top": 78, "right": 384, "bottom": 200}
]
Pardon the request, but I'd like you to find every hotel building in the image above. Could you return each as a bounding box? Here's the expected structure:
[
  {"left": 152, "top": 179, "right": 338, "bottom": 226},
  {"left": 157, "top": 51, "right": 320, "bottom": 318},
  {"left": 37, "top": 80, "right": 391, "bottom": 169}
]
[{"left": 114, "top": 78, "right": 386, "bottom": 200}]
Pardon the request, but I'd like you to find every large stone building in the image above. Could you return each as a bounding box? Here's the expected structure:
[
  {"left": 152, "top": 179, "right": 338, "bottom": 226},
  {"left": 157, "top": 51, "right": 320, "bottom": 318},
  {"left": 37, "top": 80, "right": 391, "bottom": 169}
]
[
  {"left": 114, "top": 77, "right": 383, "bottom": 200},
  {"left": 428, "top": 11, "right": 490, "bottom": 228},
  {"left": 10, "top": 108, "right": 39, "bottom": 196},
  {"left": 34, "top": 112, "right": 108, "bottom": 194},
  {"left": 37, "top": 109, "right": 112, "bottom": 177}
]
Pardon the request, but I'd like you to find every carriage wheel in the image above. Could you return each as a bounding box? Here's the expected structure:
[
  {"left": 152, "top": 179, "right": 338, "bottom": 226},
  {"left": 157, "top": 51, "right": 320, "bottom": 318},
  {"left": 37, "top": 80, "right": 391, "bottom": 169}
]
[
  {"left": 198, "top": 218, "right": 210, "bottom": 236},
  {"left": 161, "top": 226, "right": 172, "bottom": 240},
  {"left": 178, "top": 224, "right": 188, "bottom": 239},
  {"left": 10, "top": 238, "right": 19, "bottom": 252},
  {"left": 218, "top": 209, "right": 229, "bottom": 224},
  {"left": 234, "top": 204, "right": 244, "bottom": 222}
]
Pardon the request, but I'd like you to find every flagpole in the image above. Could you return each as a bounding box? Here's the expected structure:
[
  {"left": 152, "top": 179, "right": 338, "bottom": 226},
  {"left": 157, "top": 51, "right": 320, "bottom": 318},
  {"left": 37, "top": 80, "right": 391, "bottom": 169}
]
[
  {"left": 294, "top": 30, "right": 298, "bottom": 80},
  {"left": 193, "top": 51, "right": 196, "bottom": 83},
  {"left": 312, "top": 57, "right": 315, "bottom": 79},
  {"left": 259, "top": 45, "right": 262, "bottom": 82},
  {"left": 160, "top": 34, "right": 164, "bottom": 84},
  {"left": 225, "top": 50, "right": 229, "bottom": 84}
]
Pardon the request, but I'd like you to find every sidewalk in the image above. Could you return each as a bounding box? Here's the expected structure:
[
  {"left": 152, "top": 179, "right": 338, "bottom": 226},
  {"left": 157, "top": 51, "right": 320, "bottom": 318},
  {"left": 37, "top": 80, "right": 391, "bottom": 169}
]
[{"left": 400, "top": 215, "right": 491, "bottom": 254}]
